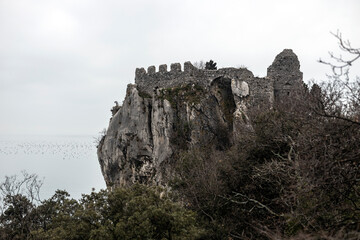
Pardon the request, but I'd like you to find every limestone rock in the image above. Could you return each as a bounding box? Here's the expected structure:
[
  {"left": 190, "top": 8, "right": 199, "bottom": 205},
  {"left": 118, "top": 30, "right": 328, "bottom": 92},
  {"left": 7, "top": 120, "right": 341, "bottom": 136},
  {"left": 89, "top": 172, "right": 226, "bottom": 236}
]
[
  {"left": 97, "top": 50, "right": 305, "bottom": 187},
  {"left": 231, "top": 79, "right": 249, "bottom": 98}
]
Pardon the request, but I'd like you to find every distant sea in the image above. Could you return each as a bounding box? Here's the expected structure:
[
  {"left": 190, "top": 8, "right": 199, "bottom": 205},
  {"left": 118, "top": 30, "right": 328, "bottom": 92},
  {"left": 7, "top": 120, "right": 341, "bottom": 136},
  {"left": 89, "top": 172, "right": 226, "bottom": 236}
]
[{"left": 0, "top": 135, "right": 106, "bottom": 200}]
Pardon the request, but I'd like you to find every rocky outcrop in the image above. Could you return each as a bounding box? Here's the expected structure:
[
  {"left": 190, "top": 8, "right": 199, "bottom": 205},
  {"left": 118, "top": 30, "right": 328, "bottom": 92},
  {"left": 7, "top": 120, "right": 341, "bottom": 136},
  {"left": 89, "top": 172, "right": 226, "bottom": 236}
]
[{"left": 97, "top": 49, "right": 303, "bottom": 187}]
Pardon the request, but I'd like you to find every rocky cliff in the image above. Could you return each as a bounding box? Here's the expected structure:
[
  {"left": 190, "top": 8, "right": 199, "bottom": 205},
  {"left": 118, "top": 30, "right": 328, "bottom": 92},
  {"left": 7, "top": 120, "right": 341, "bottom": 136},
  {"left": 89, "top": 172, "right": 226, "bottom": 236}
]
[{"left": 97, "top": 49, "right": 303, "bottom": 187}]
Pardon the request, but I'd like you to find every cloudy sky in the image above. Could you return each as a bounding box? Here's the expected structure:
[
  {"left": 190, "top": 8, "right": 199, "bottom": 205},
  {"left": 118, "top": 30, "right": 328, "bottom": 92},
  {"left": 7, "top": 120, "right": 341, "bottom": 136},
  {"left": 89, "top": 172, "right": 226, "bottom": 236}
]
[{"left": 1, "top": 0, "right": 359, "bottom": 136}]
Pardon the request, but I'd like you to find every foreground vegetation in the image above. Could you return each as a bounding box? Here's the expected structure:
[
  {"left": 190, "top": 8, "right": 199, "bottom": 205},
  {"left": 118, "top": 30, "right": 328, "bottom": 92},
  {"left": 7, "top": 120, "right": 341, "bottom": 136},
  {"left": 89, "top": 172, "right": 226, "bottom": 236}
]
[
  {"left": 0, "top": 179, "right": 203, "bottom": 240},
  {"left": 1, "top": 33, "right": 359, "bottom": 239}
]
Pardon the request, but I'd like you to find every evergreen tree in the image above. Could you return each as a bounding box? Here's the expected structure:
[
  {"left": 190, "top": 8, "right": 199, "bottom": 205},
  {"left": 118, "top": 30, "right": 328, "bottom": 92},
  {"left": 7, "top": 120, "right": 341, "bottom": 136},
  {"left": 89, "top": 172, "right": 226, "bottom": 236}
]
[{"left": 205, "top": 60, "right": 217, "bottom": 70}]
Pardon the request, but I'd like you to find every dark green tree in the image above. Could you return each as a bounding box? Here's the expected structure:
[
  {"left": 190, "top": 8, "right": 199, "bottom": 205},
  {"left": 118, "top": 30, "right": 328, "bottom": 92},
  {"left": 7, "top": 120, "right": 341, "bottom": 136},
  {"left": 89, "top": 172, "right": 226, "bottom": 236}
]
[
  {"left": 205, "top": 60, "right": 217, "bottom": 70},
  {"left": 105, "top": 184, "right": 203, "bottom": 240},
  {"left": 0, "top": 172, "right": 42, "bottom": 240},
  {"left": 0, "top": 194, "right": 36, "bottom": 240},
  {"left": 30, "top": 185, "right": 203, "bottom": 240}
]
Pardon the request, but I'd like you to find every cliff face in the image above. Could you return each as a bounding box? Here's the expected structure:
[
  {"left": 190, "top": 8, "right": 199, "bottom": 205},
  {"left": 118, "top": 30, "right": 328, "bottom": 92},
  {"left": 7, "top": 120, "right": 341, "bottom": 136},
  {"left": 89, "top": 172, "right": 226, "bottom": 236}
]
[{"left": 97, "top": 49, "right": 303, "bottom": 187}]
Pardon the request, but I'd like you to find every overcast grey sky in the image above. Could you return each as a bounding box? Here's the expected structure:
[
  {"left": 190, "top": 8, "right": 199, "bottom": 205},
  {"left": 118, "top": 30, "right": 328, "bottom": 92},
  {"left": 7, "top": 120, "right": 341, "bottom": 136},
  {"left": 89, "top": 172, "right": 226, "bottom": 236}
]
[{"left": 1, "top": 0, "right": 359, "bottom": 136}]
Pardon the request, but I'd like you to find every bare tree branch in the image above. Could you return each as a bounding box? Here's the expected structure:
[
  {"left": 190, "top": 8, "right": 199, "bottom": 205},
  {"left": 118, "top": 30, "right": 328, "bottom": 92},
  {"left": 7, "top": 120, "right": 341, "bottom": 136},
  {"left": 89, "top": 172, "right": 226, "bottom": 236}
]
[
  {"left": 319, "top": 30, "right": 360, "bottom": 76},
  {"left": 219, "top": 192, "right": 282, "bottom": 217}
]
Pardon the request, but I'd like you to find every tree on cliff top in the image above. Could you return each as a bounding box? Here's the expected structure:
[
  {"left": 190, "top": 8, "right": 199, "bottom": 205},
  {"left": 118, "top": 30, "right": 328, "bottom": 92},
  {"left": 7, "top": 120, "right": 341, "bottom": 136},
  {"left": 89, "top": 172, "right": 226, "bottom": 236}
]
[
  {"left": 193, "top": 60, "right": 217, "bottom": 70},
  {"left": 205, "top": 60, "right": 217, "bottom": 70}
]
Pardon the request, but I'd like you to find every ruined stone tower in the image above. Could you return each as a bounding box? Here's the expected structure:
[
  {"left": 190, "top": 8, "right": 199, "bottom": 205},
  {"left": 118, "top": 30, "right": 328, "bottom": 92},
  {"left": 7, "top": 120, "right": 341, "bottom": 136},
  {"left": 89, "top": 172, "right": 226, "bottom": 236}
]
[{"left": 268, "top": 49, "right": 303, "bottom": 101}]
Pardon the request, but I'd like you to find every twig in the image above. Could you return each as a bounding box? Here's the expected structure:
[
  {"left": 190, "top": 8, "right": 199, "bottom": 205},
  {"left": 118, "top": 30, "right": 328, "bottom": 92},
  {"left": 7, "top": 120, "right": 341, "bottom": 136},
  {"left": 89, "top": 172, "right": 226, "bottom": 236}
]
[{"left": 219, "top": 193, "right": 282, "bottom": 217}]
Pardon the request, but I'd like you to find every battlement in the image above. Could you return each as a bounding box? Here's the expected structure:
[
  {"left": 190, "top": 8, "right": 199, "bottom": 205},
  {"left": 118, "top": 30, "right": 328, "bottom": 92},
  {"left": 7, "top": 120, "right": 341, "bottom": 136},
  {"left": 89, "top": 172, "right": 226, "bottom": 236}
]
[
  {"left": 135, "top": 62, "right": 198, "bottom": 80},
  {"left": 135, "top": 61, "right": 255, "bottom": 95}
]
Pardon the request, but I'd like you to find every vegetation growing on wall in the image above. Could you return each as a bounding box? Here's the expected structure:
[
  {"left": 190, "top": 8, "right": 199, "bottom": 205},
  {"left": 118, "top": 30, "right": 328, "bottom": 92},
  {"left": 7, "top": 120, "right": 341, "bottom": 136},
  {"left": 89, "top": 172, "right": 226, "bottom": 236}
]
[
  {"left": 158, "top": 84, "right": 205, "bottom": 109},
  {"left": 157, "top": 84, "right": 206, "bottom": 150},
  {"left": 138, "top": 90, "right": 152, "bottom": 99}
]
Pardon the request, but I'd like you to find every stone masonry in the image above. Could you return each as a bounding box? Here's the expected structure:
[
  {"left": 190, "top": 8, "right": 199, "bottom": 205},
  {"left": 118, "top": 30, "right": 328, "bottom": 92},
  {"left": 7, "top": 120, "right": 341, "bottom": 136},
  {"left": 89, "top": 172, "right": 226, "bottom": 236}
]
[{"left": 135, "top": 49, "right": 302, "bottom": 108}]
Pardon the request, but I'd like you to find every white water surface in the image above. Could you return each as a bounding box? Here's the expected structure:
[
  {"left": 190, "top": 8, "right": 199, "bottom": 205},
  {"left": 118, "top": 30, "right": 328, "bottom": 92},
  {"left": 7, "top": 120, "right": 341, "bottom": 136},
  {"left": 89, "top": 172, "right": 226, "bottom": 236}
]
[{"left": 0, "top": 135, "right": 106, "bottom": 200}]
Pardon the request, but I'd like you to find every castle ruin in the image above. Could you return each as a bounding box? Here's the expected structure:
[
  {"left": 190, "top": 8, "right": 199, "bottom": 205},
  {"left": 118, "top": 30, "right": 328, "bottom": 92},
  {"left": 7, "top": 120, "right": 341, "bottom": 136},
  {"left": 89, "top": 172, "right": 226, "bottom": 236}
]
[
  {"left": 134, "top": 49, "right": 303, "bottom": 108},
  {"left": 98, "top": 49, "right": 305, "bottom": 187}
]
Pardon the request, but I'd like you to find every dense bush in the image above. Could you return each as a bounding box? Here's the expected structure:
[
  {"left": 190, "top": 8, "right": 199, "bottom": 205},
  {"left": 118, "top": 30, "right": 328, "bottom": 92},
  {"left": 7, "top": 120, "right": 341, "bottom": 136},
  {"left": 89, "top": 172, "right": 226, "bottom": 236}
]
[
  {"left": 171, "top": 34, "right": 360, "bottom": 239},
  {"left": 0, "top": 184, "right": 203, "bottom": 240},
  {"left": 172, "top": 91, "right": 359, "bottom": 239}
]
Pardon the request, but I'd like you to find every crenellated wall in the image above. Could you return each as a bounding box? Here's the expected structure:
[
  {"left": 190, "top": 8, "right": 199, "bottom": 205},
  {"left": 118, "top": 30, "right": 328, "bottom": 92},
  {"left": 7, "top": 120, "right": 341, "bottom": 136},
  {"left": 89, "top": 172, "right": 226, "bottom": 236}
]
[
  {"left": 135, "top": 62, "right": 197, "bottom": 82},
  {"left": 135, "top": 61, "right": 256, "bottom": 94},
  {"left": 134, "top": 49, "right": 303, "bottom": 108}
]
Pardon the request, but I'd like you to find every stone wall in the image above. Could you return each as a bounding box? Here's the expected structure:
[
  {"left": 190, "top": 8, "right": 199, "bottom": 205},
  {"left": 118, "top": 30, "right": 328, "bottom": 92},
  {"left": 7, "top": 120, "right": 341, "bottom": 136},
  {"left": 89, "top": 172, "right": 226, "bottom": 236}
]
[
  {"left": 134, "top": 49, "right": 303, "bottom": 108},
  {"left": 135, "top": 62, "right": 253, "bottom": 92}
]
